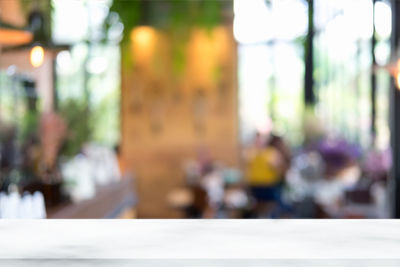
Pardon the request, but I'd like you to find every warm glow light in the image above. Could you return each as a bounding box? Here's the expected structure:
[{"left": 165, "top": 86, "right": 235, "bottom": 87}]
[
  {"left": 396, "top": 73, "right": 400, "bottom": 90},
  {"left": 387, "top": 59, "right": 400, "bottom": 90},
  {"left": 130, "top": 26, "right": 157, "bottom": 66},
  {"left": 394, "top": 59, "right": 400, "bottom": 90},
  {"left": 30, "top": 45, "right": 44, "bottom": 68},
  {"left": 131, "top": 26, "right": 154, "bottom": 47}
]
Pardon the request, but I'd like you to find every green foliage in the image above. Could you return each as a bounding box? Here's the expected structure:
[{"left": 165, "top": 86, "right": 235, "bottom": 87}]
[
  {"left": 90, "top": 88, "right": 120, "bottom": 146},
  {"left": 195, "top": 0, "right": 221, "bottom": 29},
  {"left": 59, "top": 99, "right": 92, "bottom": 158},
  {"left": 108, "top": 0, "right": 222, "bottom": 35},
  {"left": 107, "top": 0, "right": 224, "bottom": 73},
  {"left": 20, "top": 111, "right": 38, "bottom": 141}
]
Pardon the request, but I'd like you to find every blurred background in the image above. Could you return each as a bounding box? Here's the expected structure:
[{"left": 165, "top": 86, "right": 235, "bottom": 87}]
[{"left": 0, "top": 0, "right": 399, "bottom": 218}]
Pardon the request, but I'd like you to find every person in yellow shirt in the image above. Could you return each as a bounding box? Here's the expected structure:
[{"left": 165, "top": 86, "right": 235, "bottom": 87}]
[
  {"left": 244, "top": 132, "right": 286, "bottom": 216},
  {"left": 246, "top": 146, "right": 282, "bottom": 186}
]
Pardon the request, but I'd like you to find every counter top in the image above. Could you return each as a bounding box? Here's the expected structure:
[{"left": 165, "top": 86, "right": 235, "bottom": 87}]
[{"left": 0, "top": 220, "right": 399, "bottom": 265}]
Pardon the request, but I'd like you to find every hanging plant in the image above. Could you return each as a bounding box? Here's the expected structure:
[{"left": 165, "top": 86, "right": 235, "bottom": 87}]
[{"left": 105, "top": 0, "right": 223, "bottom": 74}]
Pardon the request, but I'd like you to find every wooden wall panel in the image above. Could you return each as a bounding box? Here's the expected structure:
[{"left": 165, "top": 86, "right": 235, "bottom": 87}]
[{"left": 121, "top": 25, "right": 238, "bottom": 218}]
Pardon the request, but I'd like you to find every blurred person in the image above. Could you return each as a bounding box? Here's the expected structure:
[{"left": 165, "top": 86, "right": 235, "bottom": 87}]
[
  {"left": 222, "top": 168, "right": 251, "bottom": 218},
  {"left": 180, "top": 149, "right": 221, "bottom": 218},
  {"left": 39, "top": 112, "right": 66, "bottom": 183},
  {"left": 200, "top": 163, "right": 225, "bottom": 218},
  {"left": 197, "top": 146, "right": 214, "bottom": 176},
  {"left": 0, "top": 126, "right": 17, "bottom": 172},
  {"left": 244, "top": 131, "right": 286, "bottom": 217},
  {"left": 302, "top": 109, "right": 325, "bottom": 149},
  {"left": 268, "top": 133, "right": 291, "bottom": 179},
  {"left": 315, "top": 137, "right": 360, "bottom": 178},
  {"left": 114, "top": 144, "right": 128, "bottom": 177},
  {"left": 21, "top": 134, "right": 41, "bottom": 179},
  {"left": 179, "top": 159, "right": 206, "bottom": 217},
  {"left": 267, "top": 133, "right": 293, "bottom": 216},
  {"left": 184, "top": 185, "right": 208, "bottom": 218}
]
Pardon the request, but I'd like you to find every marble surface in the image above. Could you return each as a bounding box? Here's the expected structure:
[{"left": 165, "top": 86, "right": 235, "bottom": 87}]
[
  {"left": 0, "top": 220, "right": 399, "bottom": 265},
  {"left": 1, "top": 260, "right": 400, "bottom": 267}
]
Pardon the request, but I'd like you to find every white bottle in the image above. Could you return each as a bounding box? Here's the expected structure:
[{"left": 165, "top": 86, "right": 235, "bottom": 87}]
[
  {"left": 0, "top": 192, "right": 7, "bottom": 218},
  {"left": 19, "top": 193, "right": 33, "bottom": 219},
  {"left": 7, "top": 191, "right": 20, "bottom": 219},
  {"left": 32, "top": 191, "right": 46, "bottom": 219}
]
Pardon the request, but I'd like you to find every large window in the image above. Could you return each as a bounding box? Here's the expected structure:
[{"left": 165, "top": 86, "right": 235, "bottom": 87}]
[
  {"left": 314, "top": 0, "right": 391, "bottom": 149},
  {"left": 234, "top": 0, "right": 308, "bottom": 145},
  {"left": 236, "top": 0, "right": 391, "bottom": 151},
  {"left": 52, "top": 0, "right": 121, "bottom": 147},
  {"left": 314, "top": 0, "right": 373, "bottom": 147},
  {"left": 374, "top": 0, "right": 391, "bottom": 150}
]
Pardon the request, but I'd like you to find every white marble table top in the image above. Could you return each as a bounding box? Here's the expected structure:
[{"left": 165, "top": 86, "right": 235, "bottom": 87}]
[{"left": 0, "top": 220, "right": 399, "bottom": 266}]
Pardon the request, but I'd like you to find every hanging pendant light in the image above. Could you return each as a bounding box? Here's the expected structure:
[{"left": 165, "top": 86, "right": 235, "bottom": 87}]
[
  {"left": 2, "top": 8, "right": 69, "bottom": 68},
  {"left": 30, "top": 45, "right": 44, "bottom": 68},
  {"left": 27, "top": 9, "right": 47, "bottom": 68}
]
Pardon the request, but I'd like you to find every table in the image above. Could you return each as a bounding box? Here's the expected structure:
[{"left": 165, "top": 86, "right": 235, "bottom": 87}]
[{"left": 0, "top": 220, "right": 399, "bottom": 266}]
